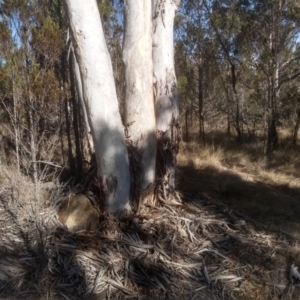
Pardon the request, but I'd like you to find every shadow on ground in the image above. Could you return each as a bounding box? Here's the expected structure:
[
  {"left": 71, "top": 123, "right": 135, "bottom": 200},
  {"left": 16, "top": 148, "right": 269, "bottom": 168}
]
[
  {"left": 2, "top": 164, "right": 300, "bottom": 300},
  {"left": 1, "top": 129, "right": 300, "bottom": 299}
]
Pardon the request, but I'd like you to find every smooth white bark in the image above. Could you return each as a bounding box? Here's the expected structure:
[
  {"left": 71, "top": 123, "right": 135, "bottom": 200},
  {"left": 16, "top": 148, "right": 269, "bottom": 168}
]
[
  {"left": 152, "top": 0, "right": 180, "bottom": 187},
  {"left": 123, "top": 0, "right": 156, "bottom": 190},
  {"left": 152, "top": 0, "right": 180, "bottom": 132},
  {"left": 65, "top": 0, "right": 131, "bottom": 213}
]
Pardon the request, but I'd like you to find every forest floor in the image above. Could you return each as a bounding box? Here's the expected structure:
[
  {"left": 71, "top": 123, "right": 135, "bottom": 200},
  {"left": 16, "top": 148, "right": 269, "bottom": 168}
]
[{"left": 0, "top": 130, "right": 300, "bottom": 299}]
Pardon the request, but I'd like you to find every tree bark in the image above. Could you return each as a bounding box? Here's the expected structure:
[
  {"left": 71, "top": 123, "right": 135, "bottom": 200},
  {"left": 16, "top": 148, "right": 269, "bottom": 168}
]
[
  {"left": 27, "top": 95, "right": 39, "bottom": 200},
  {"left": 69, "top": 52, "right": 83, "bottom": 175},
  {"left": 231, "top": 64, "right": 242, "bottom": 143},
  {"left": 72, "top": 50, "right": 95, "bottom": 154},
  {"left": 64, "top": 0, "right": 131, "bottom": 213},
  {"left": 185, "top": 109, "right": 189, "bottom": 141},
  {"left": 64, "top": 97, "right": 76, "bottom": 171},
  {"left": 265, "top": 5, "right": 280, "bottom": 159},
  {"left": 60, "top": 46, "right": 76, "bottom": 173},
  {"left": 123, "top": 0, "right": 156, "bottom": 192},
  {"left": 265, "top": 80, "right": 279, "bottom": 158},
  {"left": 12, "top": 79, "right": 21, "bottom": 175},
  {"left": 152, "top": 0, "right": 181, "bottom": 189},
  {"left": 265, "top": 67, "right": 279, "bottom": 158},
  {"left": 292, "top": 108, "right": 300, "bottom": 147},
  {"left": 198, "top": 63, "right": 205, "bottom": 142}
]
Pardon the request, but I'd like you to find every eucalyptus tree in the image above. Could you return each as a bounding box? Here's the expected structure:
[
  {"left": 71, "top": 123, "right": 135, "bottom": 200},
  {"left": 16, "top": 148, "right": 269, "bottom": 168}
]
[
  {"left": 245, "top": 0, "right": 300, "bottom": 156},
  {"left": 64, "top": 0, "right": 181, "bottom": 213},
  {"left": 123, "top": 0, "right": 156, "bottom": 194},
  {"left": 0, "top": 0, "right": 63, "bottom": 197},
  {"left": 153, "top": 0, "right": 181, "bottom": 189},
  {"left": 202, "top": 0, "right": 254, "bottom": 143},
  {"left": 176, "top": 0, "right": 207, "bottom": 141},
  {"left": 64, "top": 0, "right": 131, "bottom": 213},
  {"left": 176, "top": 0, "right": 222, "bottom": 142}
]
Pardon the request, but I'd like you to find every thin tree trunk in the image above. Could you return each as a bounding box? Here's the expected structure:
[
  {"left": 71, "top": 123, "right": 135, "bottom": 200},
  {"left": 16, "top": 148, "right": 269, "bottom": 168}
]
[
  {"left": 198, "top": 63, "right": 205, "bottom": 142},
  {"left": 12, "top": 79, "right": 20, "bottom": 175},
  {"left": 64, "top": 98, "right": 76, "bottom": 172},
  {"left": 123, "top": 0, "right": 157, "bottom": 194},
  {"left": 58, "top": 93, "right": 66, "bottom": 166},
  {"left": 227, "top": 113, "right": 231, "bottom": 136},
  {"left": 60, "top": 44, "right": 76, "bottom": 172},
  {"left": 65, "top": 0, "right": 131, "bottom": 213},
  {"left": 266, "top": 9, "right": 280, "bottom": 159},
  {"left": 72, "top": 50, "right": 94, "bottom": 154},
  {"left": 185, "top": 109, "right": 189, "bottom": 141},
  {"left": 69, "top": 52, "right": 83, "bottom": 175},
  {"left": 220, "top": 74, "right": 231, "bottom": 136},
  {"left": 292, "top": 108, "right": 300, "bottom": 147},
  {"left": 266, "top": 75, "right": 279, "bottom": 157},
  {"left": 28, "top": 95, "right": 39, "bottom": 200},
  {"left": 231, "top": 64, "right": 242, "bottom": 143},
  {"left": 152, "top": 0, "right": 181, "bottom": 189}
]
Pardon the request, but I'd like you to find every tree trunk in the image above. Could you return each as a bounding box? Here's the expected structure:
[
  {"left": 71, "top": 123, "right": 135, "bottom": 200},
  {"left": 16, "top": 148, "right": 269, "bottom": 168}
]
[
  {"left": 265, "top": 11, "right": 280, "bottom": 159},
  {"left": 231, "top": 64, "right": 242, "bottom": 143},
  {"left": 60, "top": 46, "right": 76, "bottom": 172},
  {"left": 152, "top": 0, "right": 181, "bottom": 189},
  {"left": 64, "top": 97, "right": 76, "bottom": 171},
  {"left": 72, "top": 50, "right": 95, "bottom": 154},
  {"left": 65, "top": 0, "right": 131, "bottom": 214},
  {"left": 69, "top": 52, "right": 83, "bottom": 175},
  {"left": 198, "top": 63, "right": 205, "bottom": 142},
  {"left": 12, "top": 79, "right": 21, "bottom": 175},
  {"left": 292, "top": 108, "right": 300, "bottom": 147},
  {"left": 28, "top": 95, "right": 39, "bottom": 200},
  {"left": 265, "top": 85, "right": 277, "bottom": 158},
  {"left": 266, "top": 72, "right": 279, "bottom": 158},
  {"left": 227, "top": 113, "right": 231, "bottom": 136},
  {"left": 123, "top": 0, "right": 157, "bottom": 193},
  {"left": 185, "top": 109, "right": 189, "bottom": 141}
]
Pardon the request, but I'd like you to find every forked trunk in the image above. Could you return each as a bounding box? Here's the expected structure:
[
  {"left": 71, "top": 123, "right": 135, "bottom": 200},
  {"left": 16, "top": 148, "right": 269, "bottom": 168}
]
[
  {"left": 152, "top": 0, "right": 181, "bottom": 188},
  {"left": 64, "top": 0, "right": 131, "bottom": 213}
]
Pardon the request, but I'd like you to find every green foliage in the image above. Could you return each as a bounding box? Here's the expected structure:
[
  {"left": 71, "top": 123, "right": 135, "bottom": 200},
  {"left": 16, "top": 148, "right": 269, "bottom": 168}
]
[
  {"left": 0, "top": 65, "right": 10, "bottom": 92},
  {"left": 177, "top": 75, "right": 188, "bottom": 95},
  {"left": 0, "top": 22, "right": 11, "bottom": 45},
  {"left": 31, "top": 16, "right": 63, "bottom": 62},
  {"left": 97, "top": 0, "right": 113, "bottom": 22},
  {"left": 176, "top": 0, "right": 300, "bottom": 149}
]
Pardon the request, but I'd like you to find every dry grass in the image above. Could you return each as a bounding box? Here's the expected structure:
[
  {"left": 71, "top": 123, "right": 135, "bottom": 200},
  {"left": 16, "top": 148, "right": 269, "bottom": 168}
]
[{"left": 176, "top": 129, "right": 300, "bottom": 299}]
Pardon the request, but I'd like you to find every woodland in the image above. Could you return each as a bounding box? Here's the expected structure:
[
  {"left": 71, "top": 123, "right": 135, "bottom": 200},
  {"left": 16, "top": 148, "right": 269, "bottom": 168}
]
[{"left": 0, "top": 0, "right": 300, "bottom": 299}]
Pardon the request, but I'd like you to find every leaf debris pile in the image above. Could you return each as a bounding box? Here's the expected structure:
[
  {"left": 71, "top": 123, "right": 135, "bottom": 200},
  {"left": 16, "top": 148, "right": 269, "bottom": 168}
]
[{"left": 0, "top": 186, "right": 298, "bottom": 299}]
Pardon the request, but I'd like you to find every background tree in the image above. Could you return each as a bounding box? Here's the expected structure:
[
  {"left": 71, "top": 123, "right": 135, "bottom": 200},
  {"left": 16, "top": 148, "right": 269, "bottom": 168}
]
[
  {"left": 0, "top": 0, "right": 64, "bottom": 197},
  {"left": 176, "top": 0, "right": 300, "bottom": 156}
]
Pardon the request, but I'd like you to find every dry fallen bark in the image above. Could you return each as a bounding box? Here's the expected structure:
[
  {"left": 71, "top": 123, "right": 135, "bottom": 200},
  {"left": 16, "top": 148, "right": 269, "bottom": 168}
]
[{"left": 1, "top": 181, "right": 293, "bottom": 300}]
